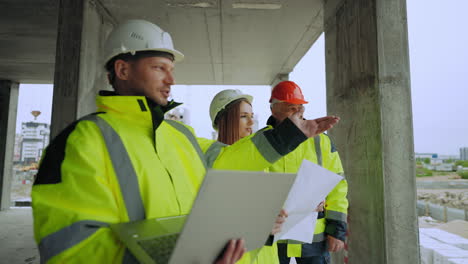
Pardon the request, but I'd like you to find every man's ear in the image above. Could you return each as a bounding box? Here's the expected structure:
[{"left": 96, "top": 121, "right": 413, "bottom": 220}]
[{"left": 114, "top": 59, "right": 131, "bottom": 81}]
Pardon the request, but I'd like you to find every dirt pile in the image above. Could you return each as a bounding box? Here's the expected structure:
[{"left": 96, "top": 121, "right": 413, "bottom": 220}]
[{"left": 418, "top": 191, "right": 468, "bottom": 210}]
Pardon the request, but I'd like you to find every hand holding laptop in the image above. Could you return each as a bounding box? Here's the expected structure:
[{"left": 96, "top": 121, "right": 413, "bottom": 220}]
[
  {"left": 111, "top": 170, "right": 297, "bottom": 264},
  {"left": 216, "top": 208, "right": 288, "bottom": 264}
]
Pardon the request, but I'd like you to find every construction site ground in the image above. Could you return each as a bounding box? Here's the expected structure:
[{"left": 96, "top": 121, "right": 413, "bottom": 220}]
[
  {"left": 2, "top": 207, "right": 467, "bottom": 264},
  {"left": 417, "top": 173, "right": 468, "bottom": 211},
  {"left": 0, "top": 207, "right": 38, "bottom": 264},
  {"left": 1, "top": 173, "right": 466, "bottom": 263}
]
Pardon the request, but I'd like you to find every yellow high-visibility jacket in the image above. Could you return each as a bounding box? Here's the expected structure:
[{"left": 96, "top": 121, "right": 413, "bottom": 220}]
[
  {"left": 32, "top": 93, "right": 308, "bottom": 263},
  {"left": 257, "top": 118, "right": 348, "bottom": 259},
  {"left": 251, "top": 237, "right": 278, "bottom": 264}
]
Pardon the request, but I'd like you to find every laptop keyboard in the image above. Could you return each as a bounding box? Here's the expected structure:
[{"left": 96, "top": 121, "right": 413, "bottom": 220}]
[{"left": 138, "top": 233, "right": 179, "bottom": 264}]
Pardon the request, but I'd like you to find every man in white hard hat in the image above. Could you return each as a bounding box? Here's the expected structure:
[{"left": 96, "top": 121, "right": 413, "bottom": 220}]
[{"left": 31, "top": 19, "right": 340, "bottom": 264}]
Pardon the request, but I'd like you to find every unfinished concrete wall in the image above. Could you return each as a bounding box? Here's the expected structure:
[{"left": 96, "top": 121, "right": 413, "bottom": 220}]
[
  {"left": 51, "top": 0, "right": 114, "bottom": 137},
  {"left": 324, "top": 0, "right": 418, "bottom": 263},
  {"left": 271, "top": 73, "right": 289, "bottom": 87},
  {"left": 0, "top": 80, "right": 19, "bottom": 210}
]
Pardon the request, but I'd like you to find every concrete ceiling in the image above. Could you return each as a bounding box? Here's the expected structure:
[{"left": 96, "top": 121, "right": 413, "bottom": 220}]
[
  {"left": 0, "top": 0, "right": 323, "bottom": 85},
  {"left": 0, "top": 0, "right": 58, "bottom": 84}
]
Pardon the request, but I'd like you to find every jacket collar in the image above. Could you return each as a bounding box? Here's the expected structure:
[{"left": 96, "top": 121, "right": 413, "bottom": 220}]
[
  {"left": 266, "top": 115, "right": 278, "bottom": 128},
  {"left": 96, "top": 90, "right": 182, "bottom": 130}
]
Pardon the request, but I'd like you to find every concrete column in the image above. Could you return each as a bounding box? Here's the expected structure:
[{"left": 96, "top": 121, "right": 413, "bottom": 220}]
[
  {"left": 324, "top": 0, "right": 418, "bottom": 263},
  {"left": 271, "top": 73, "right": 289, "bottom": 88},
  {"left": 0, "top": 80, "right": 19, "bottom": 210},
  {"left": 51, "top": 0, "right": 114, "bottom": 137}
]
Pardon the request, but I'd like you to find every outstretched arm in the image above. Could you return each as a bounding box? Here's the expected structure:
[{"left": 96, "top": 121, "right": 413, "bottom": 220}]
[{"left": 289, "top": 108, "right": 340, "bottom": 138}]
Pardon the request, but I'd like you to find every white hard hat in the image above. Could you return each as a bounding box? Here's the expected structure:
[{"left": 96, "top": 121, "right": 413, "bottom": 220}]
[
  {"left": 209, "top": 89, "right": 253, "bottom": 130},
  {"left": 103, "top": 19, "right": 184, "bottom": 65}
]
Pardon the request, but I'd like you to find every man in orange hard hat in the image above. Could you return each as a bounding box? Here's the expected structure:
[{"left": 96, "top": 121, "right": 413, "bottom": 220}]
[
  {"left": 266, "top": 81, "right": 349, "bottom": 264},
  {"left": 269, "top": 81, "right": 309, "bottom": 122}
]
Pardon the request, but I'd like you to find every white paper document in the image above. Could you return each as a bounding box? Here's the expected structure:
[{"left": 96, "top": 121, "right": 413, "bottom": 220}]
[{"left": 274, "top": 159, "right": 343, "bottom": 243}]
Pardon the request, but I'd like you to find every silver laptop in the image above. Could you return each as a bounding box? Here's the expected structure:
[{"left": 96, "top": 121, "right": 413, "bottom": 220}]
[{"left": 111, "top": 169, "right": 296, "bottom": 264}]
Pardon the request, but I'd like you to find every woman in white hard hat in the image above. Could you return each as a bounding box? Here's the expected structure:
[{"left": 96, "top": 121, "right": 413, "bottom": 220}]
[
  {"left": 209, "top": 89, "right": 284, "bottom": 264},
  {"left": 210, "top": 89, "right": 255, "bottom": 144}
]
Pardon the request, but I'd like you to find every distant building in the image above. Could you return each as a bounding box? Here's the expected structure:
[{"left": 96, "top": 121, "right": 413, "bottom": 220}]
[
  {"left": 424, "top": 163, "right": 454, "bottom": 172},
  {"left": 252, "top": 115, "right": 259, "bottom": 133},
  {"left": 165, "top": 107, "right": 190, "bottom": 125},
  {"left": 460, "top": 147, "right": 468, "bottom": 160},
  {"left": 438, "top": 154, "right": 458, "bottom": 161},
  {"left": 416, "top": 152, "right": 457, "bottom": 167},
  {"left": 415, "top": 153, "right": 438, "bottom": 159},
  {"left": 20, "top": 122, "right": 50, "bottom": 163},
  {"left": 13, "top": 134, "right": 23, "bottom": 162},
  {"left": 211, "top": 131, "right": 218, "bottom": 141}
]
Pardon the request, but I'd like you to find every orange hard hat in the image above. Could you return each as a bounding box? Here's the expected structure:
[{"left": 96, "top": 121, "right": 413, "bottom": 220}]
[{"left": 269, "top": 81, "right": 308, "bottom": 104}]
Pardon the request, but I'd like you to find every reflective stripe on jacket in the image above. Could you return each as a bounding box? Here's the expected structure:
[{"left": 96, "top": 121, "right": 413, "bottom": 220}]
[{"left": 32, "top": 94, "right": 307, "bottom": 263}]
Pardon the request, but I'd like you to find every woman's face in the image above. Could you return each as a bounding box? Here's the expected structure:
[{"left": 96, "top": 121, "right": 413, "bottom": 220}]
[{"left": 238, "top": 101, "right": 254, "bottom": 138}]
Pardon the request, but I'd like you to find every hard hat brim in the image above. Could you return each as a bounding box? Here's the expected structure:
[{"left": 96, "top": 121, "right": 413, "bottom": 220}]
[
  {"left": 270, "top": 98, "right": 308, "bottom": 104},
  {"left": 104, "top": 48, "right": 185, "bottom": 65},
  {"left": 155, "top": 48, "right": 184, "bottom": 62},
  {"left": 237, "top": 94, "right": 253, "bottom": 105},
  {"left": 285, "top": 98, "right": 308, "bottom": 104}
]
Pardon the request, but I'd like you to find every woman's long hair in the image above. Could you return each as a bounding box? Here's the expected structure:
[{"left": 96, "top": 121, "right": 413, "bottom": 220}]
[{"left": 215, "top": 98, "right": 251, "bottom": 145}]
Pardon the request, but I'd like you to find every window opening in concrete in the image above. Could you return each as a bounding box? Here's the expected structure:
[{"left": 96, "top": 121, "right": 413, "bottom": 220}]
[
  {"left": 290, "top": 33, "right": 326, "bottom": 119},
  {"left": 169, "top": 36, "right": 325, "bottom": 142},
  {"left": 10, "top": 84, "right": 53, "bottom": 207}
]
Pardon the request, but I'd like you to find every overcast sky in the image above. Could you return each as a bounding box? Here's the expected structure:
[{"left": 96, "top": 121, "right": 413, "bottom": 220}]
[
  {"left": 407, "top": 0, "right": 468, "bottom": 155},
  {"left": 16, "top": 1, "right": 468, "bottom": 156}
]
